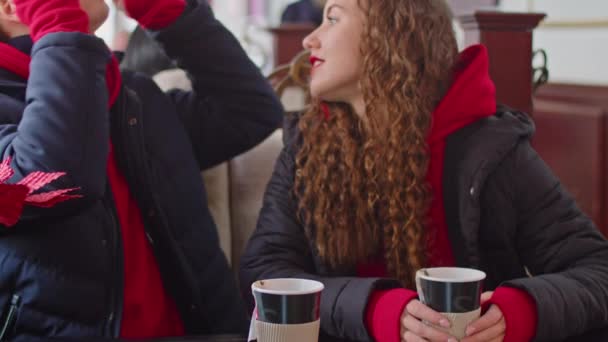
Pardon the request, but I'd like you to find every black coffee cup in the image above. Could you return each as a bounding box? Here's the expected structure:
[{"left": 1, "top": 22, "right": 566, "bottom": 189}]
[{"left": 415, "top": 267, "right": 486, "bottom": 339}]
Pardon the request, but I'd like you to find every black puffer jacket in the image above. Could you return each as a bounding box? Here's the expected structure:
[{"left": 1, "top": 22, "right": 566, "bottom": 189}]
[{"left": 240, "top": 108, "right": 608, "bottom": 342}]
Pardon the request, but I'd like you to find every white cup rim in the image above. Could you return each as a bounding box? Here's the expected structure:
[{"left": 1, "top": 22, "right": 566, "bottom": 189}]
[
  {"left": 252, "top": 278, "right": 325, "bottom": 295},
  {"left": 417, "top": 267, "right": 486, "bottom": 283}
]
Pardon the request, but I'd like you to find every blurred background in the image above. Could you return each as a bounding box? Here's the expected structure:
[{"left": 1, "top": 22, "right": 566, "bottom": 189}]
[{"left": 98, "top": 0, "right": 608, "bottom": 84}]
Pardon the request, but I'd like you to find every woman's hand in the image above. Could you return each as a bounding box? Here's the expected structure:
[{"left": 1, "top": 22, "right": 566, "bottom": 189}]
[
  {"left": 400, "top": 299, "right": 458, "bottom": 342},
  {"left": 114, "top": 0, "right": 186, "bottom": 30},
  {"left": 462, "top": 292, "right": 505, "bottom": 342}
]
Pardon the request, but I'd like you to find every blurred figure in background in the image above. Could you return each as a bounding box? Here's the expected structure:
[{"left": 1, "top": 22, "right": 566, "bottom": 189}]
[
  {"left": 281, "top": 0, "right": 325, "bottom": 25},
  {"left": 121, "top": 25, "right": 174, "bottom": 77}
]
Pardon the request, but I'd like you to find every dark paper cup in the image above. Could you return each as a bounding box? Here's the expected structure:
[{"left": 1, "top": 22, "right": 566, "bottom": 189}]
[
  {"left": 252, "top": 278, "right": 323, "bottom": 324},
  {"left": 415, "top": 267, "right": 486, "bottom": 339},
  {"left": 250, "top": 279, "right": 324, "bottom": 342}
]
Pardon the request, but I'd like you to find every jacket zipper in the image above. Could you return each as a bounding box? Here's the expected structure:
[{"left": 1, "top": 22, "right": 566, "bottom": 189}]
[
  {"left": 103, "top": 90, "right": 128, "bottom": 338},
  {"left": 0, "top": 294, "right": 21, "bottom": 341},
  {"left": 104, "top": 193, "right": 123, "bottom": 337}
]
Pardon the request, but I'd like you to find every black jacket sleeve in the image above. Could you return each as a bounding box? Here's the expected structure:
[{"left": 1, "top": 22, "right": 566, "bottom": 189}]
[
  {"left": 0, "top": 32, "right": 112, "bottom": 224},
  {"left": 239, "top": 116, "right": 401, "bottom": 342},
  {"left": 499, "top": 141, "right": 608, "bottom": 341},
  {"left": 151, "top": 2, "right": 284, "bottom": 170}
]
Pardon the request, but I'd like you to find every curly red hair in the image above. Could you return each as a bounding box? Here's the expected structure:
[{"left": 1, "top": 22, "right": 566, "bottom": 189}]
[{"left": 295, "top": 0, "right": 458, "bottom": 287}]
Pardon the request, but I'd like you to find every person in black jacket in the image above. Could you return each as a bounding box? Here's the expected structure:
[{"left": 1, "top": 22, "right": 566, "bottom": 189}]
[
  {"left": 0, "top": 0, "right": 282, "bottom": 340},
  {"left": 239, "top": 0, "right": 608, "bottom": 341}
]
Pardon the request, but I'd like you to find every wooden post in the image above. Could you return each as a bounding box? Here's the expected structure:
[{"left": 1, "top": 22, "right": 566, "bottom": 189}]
[
  {"left": 268, "top": 24, "right": 316, "bottom": 66},
  {"left": 459, "top": 12, "right": 546, "bottom": 115}
]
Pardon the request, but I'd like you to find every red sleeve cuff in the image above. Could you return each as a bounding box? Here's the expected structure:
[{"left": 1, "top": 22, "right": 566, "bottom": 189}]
[
  {"left": 365, "top": 289, "right": 418, "bottom": 342},
  {"left": 131, "top": 1, "right": 186, "bottom": 30},
  {"left": 488, "top": 286, "right": 537, "bottom": 342}
]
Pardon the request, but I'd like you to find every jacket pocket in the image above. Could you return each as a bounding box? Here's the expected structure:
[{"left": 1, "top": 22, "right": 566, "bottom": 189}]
[{"left": 0, "top": 294, "right": 21, "bottom": 341}]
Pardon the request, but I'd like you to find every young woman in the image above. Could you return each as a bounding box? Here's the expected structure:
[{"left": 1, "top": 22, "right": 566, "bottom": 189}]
[{"left": 240, "top": 0, "right": 608, "bottom": 341}]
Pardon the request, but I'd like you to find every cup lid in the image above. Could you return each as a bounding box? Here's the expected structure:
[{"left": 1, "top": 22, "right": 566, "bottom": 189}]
[
  {"left": 252, "top": 278, "right": 325, "bottom": 295},
  {"left": 417, "top": 267, "right": 486, "bottom": 283}
]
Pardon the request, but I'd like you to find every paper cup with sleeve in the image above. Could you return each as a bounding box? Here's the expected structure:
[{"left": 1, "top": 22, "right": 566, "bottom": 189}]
[
  {"left": 415, "top": 267, "right": 486, "bottom": 339},
  {"left": 248, "top": 278, "right": 324, "bottom": 342}
]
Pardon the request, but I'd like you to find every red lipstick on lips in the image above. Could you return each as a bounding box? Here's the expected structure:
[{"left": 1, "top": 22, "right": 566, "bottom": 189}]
[{"left": 309, "top": 56, "right": 325, "bottom": 74}]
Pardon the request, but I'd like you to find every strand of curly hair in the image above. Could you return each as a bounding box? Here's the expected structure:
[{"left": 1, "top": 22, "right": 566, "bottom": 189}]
[{"left": 294, "top": 0, "right": 458, "bottom": 289}]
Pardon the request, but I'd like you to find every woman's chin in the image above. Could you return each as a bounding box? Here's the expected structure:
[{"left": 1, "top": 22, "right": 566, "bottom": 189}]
[
  {"left": 310, "top": 89, "right": 335, "bottom": 103},
  {"left": 90, "top": 6, "right": 110, "bottom": 33}
]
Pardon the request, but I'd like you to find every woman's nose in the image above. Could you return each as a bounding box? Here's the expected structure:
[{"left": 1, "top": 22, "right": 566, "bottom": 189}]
[{"left": 303, "top": 30, "right": 320, "bottom": 50}]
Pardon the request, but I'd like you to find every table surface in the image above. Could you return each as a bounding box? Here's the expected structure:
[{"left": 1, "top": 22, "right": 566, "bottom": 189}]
[
  {"left": 51, "top": 327, "right": 608, "bottom": 342},
  {"left": 55, "top": 335, "right": 246, "bottom": 342}
]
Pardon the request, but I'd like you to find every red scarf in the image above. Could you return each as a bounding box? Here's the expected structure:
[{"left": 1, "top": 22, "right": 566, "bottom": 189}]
[{"left": 0, "top": 40, "right": 122, "bottom": 106}]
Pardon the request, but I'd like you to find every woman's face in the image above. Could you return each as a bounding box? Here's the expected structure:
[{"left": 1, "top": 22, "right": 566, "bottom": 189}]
[
  {"left": 79, "top": 0, "right": 110, "bottom": 33},
  {"left": 303, "top": 0, "right": 365, "bottom": 104}
]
